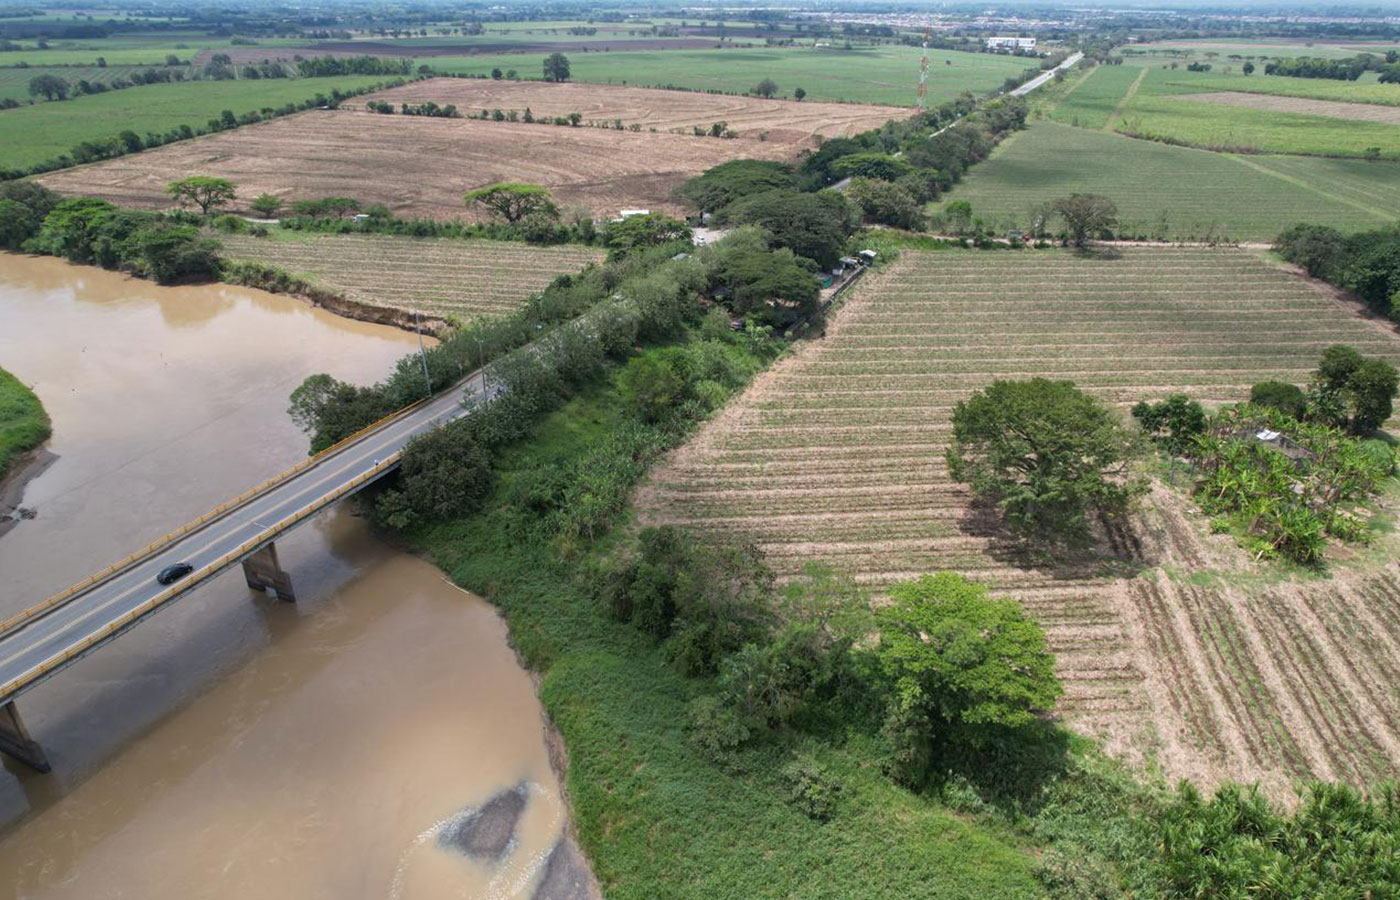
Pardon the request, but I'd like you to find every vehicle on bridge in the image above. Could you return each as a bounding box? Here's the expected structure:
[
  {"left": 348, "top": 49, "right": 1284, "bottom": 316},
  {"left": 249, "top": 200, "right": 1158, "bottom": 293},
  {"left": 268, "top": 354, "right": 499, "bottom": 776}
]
[{"left": 156, "top": 562, "right": 194, "bottom": 585}]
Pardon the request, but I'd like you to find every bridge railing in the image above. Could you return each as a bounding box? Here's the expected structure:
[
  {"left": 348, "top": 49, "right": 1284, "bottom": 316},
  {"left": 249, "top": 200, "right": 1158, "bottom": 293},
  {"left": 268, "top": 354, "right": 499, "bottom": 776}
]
[
  {"left": 0, "top": 393, "right": 436, "bottom": 641},
  {"left": 0, "top": 457, "right": 402, "bottom": 704}
]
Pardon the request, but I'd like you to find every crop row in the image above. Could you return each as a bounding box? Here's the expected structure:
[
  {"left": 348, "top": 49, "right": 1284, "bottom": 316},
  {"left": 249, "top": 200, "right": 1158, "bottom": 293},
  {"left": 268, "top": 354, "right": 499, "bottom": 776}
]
[{"left": 646, "top": 247, "right": 1400, "bottom": 783}]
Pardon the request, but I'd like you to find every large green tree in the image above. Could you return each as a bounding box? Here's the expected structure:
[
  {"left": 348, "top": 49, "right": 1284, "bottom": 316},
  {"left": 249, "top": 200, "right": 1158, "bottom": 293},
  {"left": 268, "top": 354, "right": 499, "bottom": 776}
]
[
  {"left": 166, "top": 176, "right": 237, "bottom": 215},
  {"left": 464, "top": 182, "right": 558, "bottom": 224},
  {"left": 876, "top": 572, "right": 1061, "bottom": 785},
  {"left": 1052, "top": 193, "right": 1118, "bottom": 247},
  {"left": 542, "top": 52, "right": 571, "bottom": 82},
  {"left": 948, "top": 378, "right": 1146, "bottom": 544},
  {"left": 720, "top": 189, "right": 856, "bottom": 269},
  {"left": 1312, "top": 344, "right": 1399, "bottom": 435},
  {"left": 28, "top": 73, "right": 69, "bottom": 101}
]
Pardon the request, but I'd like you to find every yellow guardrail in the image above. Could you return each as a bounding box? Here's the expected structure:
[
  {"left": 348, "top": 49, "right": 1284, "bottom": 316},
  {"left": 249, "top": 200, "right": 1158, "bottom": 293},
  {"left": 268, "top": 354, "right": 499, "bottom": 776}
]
[
  {"left": 0, "top": 457, "right": 401, "bottom": 703},
  {"left": 0, "top": 393, "right": 437, "bottom": 641}
]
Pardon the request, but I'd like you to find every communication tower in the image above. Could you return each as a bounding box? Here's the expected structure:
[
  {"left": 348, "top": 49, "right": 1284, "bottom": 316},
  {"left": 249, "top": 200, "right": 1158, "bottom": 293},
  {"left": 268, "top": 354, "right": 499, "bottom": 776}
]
[{"left": 916, "top": 25, "right": 930, "bottom": 108}]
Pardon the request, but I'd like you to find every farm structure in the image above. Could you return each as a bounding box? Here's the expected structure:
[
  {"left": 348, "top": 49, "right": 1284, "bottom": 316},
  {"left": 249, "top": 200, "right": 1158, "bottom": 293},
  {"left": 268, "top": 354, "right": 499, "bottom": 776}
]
[
  {"left": 641, "top": 247, "right": 1400, "bottom": 793},
  {"left": 219, "top": 233, "right": 604, "bottom": 321},
  {"left": 37, "top": 104, "right": 794, "bottom": 221},
  {"left": 352, "top": 78, "right": 908, "bottom": 145}
]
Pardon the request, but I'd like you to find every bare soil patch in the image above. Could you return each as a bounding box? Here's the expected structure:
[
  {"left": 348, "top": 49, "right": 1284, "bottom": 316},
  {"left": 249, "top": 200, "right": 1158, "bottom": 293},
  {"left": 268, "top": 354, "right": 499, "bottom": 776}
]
[
  {"left": 37, "top": 109, "right": 793, "bottom": 220},
  {"left": 1186, "top": 90, "right": 1400, "bottom": 124},
  {"left": 356, "top": 79, "right": 907, "bottom": 145}
]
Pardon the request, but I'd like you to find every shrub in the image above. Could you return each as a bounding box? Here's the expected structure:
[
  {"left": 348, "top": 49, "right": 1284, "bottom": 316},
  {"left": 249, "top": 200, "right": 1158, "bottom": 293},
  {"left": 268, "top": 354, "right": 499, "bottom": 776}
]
[
  {"left": 1249, "top": 381, "right": 1307, "bottom": 419},
  {"left": 781, "top": 756, "right": 843, "bottom": 822}
]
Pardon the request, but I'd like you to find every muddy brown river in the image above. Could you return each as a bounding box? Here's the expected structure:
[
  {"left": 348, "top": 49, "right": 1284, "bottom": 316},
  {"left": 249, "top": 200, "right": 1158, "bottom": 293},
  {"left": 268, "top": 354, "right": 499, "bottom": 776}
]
[{"left": 0, "top": 256, "right": 572, "bottom": 898}]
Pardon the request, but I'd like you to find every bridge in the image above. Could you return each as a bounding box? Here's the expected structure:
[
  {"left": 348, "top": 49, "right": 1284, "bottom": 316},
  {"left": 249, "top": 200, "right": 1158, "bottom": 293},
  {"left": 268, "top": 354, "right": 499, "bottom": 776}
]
[{"left": 0, "top": 372, "right": 488, "bottom": 773}]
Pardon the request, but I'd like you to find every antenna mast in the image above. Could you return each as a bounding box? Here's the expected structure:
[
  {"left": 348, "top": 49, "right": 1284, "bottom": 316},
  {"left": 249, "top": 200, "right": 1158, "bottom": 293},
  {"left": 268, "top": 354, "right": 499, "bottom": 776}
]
[{"left": 917, "top": 25, "right": 930, "bottom": 108}]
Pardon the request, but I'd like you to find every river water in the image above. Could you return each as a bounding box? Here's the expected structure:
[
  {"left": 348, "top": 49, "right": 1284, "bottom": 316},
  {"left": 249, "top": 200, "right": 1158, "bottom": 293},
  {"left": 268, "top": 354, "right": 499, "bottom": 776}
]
[{"left": 0, "top": 256, "right": 570, "bottom": 899}]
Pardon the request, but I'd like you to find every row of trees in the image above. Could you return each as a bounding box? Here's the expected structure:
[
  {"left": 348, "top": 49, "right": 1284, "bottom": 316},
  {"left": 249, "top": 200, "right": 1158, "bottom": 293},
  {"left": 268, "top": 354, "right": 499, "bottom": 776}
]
[
  {"left": 0, "top": 183, "right": 221, "bottom": 284},
  {"left": 1275, "top": 223, "right": 1400, "bottom": 322}
]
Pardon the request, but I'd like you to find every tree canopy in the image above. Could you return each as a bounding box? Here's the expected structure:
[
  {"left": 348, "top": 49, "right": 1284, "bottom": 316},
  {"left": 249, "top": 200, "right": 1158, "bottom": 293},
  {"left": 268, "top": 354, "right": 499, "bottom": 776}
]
[
  {"left": 675, "top": 159, "right": 796, "bottom": 216},
  {"left": 543, "top": 52, "right": 571, "bottom": 82},
  {"left": 464, "top": 182, "right": 558, "bottom": 224},
  {"left": 166, "top": 176, "right": 237, "bottom": 214},
  {"left": 1052, "top": 193, "right": 1118, "bottom": 246},
  {"left": 876, "top": 572, "right": 1061, "bottom": 785},
  {"left": 948, "top": 378, "right": 1146, "bottom": 544},
  {"left": 720, "top": 189, "right": 856, "bottom": 269}
]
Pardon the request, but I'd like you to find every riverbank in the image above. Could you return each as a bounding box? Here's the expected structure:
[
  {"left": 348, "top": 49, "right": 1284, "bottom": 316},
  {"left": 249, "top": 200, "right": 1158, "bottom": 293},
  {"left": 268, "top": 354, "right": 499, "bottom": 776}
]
[{"left": 0, "top": 366, "right": 52, "bottom": 536}]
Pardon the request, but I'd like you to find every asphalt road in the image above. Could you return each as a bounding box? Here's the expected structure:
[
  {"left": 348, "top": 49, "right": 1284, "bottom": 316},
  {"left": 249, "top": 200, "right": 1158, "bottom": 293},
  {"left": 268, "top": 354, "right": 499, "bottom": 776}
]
[
  {"left": 0, "top": 372, "right": 487, "bottom": 705},
  {"left": 1011, "top": 52, "right": 1085, "bottom": 97}
]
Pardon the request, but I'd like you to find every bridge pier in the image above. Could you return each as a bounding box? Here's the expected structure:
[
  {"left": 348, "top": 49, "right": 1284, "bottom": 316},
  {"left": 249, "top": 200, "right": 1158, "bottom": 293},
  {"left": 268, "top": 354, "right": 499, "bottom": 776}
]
[
  {"left": 0, "top": 701, "right": 50, "bottom": 774},
  {"left": 242, "top": 542, "right": 296, "bottom": 602}
]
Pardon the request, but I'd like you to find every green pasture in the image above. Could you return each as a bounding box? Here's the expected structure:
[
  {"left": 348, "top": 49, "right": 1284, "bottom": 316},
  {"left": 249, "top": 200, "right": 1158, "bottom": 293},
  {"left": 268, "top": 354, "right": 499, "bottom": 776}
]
[
  {"left": 1047, "top": 63, "right": 1400, "bottom": 158},
  {"left": 934, "top": 121, "right": 1399, "bottom": 241},
  {"left": 425, "top": 45, "right": 1031, "bottom": 106},
  {"left": 1049, "top": 64, "right": 1144, "bottom": 129},
  {"left": 0, "top": 74, "right": 392, "bottom": 169},
  {"left": 0, "top": 366, "right": 50, "bottom": 482}
]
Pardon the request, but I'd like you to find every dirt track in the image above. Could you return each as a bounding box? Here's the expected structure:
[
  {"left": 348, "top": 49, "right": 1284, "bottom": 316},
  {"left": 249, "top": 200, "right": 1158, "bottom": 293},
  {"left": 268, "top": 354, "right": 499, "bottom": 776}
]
[
  {"left": 37, "top": 108, "right": 794, "bottom": 220},
  {"left": 354, "top": 78, "right": 906, "bottom": 145}
]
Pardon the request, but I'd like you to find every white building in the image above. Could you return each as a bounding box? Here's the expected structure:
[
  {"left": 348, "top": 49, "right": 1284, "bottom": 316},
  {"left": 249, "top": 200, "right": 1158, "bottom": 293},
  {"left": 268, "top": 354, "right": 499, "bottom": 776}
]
[{"left": 985, "top": 36, "right": 1037, "bottom": 52}]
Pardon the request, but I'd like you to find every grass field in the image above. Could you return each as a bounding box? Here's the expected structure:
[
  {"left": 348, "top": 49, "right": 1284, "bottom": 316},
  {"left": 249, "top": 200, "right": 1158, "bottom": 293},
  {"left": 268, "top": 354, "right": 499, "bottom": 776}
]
[
  {"left": 0, "top": 74, "right": 397, "bottom": 170},
  {"left": 1050, "top": 64, "right": 1400, "bottom": 157},
  {"left": 1049, "top": 64, "right": 1145, "bottom": 129},
  {"left": 0, "top": 35, "right": 303, "bottom": 66},
  {"left": 220, "top": 232, "right": 604, "bottom": 321},
  {"left": 424, "top": 45, "right": 1032, "bottom": 106},
  {"left": 0, "top": 366, "right": 50, "bottom": 482},
  {"left": 934, "top": 121, "right": 1400, "bottom": 240},
  {"left": 642, "top": 246, "right": 1400, "bottom": 791}
]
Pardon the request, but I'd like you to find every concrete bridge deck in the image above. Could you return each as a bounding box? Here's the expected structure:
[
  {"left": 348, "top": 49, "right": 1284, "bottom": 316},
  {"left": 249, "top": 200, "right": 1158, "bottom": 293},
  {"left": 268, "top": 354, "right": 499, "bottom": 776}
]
[{"left": 0, "top": 372, "right": 487, "bottom": 771}]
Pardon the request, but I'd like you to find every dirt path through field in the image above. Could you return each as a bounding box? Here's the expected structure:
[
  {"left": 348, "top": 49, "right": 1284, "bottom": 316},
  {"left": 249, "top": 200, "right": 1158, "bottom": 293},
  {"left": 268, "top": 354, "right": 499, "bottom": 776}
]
[{"left": 1103, "top": 66, "right": 1148, "bottom": 133}]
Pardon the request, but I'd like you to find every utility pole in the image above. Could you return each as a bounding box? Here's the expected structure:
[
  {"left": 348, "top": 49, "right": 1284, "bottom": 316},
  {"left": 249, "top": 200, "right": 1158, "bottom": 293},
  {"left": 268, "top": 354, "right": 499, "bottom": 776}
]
[{"left": 415, "top": 309, "right": 431, "bottom": 398}]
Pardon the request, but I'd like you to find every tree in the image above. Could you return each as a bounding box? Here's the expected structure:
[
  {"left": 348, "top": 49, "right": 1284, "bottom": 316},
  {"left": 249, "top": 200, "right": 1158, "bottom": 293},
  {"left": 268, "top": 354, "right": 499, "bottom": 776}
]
[
  {"left": 491, "top": 67, "right": 503, "bottom": 80},
  {"left": 127, "top": 224, "right": 222, "bottom": 284},
  {"left": 1347, "top": 358, "right": 1399, "bottom": 435},
  {"left": 1250, "top": 381, "right": 1307, "bottom": 419},
  {"left": 676, "top": 159, "right": 796, "bottom": 216},
  {"left": 720, "top": 189, "right": 857, "bottom": 269},
  {"left": 166, "top": 176, "right": 236, "bottom": 214},
  {"left": 1052, "top": 193, "right": 1118, "bottom": 246},
  {"left": 118, "top": 129, "right": 143, "bottom": 153},
  {"left": 28, "top": 197, "right": 117, "bottom": 263},
  {"left": 947, "top": 378, "right": 1146, "bottom": 544},
  {"left": 249, "top": 193, "right": 283, "bottom": 217},
  {"left": 847, "top": 178, "right": 926, "bottom": 231},
  {"left": 393, "top": 418, "right": 493, "bottom": 521},
  {"left": 0, "top": 199, "right": 38, "bottom": 251},
  {"left": 831, "top": 153, "right": 913, "bottom": 182},
  {"left": 1131, "top": 394, "right": 1207, "bottom": 455},
  {"left": 1242, "top": 61, "right": 1255, "bottom": 75},
  {"left": 752, "top": 77, "right": 779, "bottom": 97},
  {"left": 944, "top": 199, "right": 973, "bottom": 232},
  {"left": 28, "top": 73, "right": 69, "bottom": 101},
  {"left": 707, "top": 236, "right": 821, "bottom": 329},
  {"left": 602, "top": 212, "right": 691, "bottom": 258},
  {"left": 619, "top": 353, "right": 687, "bottom": 423},
  {"left": 794, "top": 87, "right": 806, "bottom": 101},
  {"left": 543, "top": 52, "right": 571, "bottom": 82},
  {"left": 464, "top": 182, "right": 558, "bottom": 224},
  {"left": 876, "top": 572, "right": 1061, "bottom": 786}
]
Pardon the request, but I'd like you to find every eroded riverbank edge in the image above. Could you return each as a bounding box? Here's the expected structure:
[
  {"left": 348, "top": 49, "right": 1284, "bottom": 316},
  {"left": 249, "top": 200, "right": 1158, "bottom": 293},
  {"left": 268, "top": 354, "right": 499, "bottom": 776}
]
[{"left": 0, "top": 446, "right": 55, "bottom": 540}]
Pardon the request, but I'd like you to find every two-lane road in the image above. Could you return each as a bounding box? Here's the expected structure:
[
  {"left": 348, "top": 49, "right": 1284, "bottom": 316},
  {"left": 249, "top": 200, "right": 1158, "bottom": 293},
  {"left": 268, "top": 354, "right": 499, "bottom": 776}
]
[{"left": 0, "top": 372, "right": 487, "bottom": 707}]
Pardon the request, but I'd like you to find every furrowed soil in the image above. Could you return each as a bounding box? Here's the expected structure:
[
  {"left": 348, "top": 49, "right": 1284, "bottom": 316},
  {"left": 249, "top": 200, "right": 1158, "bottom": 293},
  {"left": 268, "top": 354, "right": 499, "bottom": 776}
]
[
  {"left": 353, "top": 78, "right": 907, "bottom": 145},
  {"left": 220, "top": 232, "right": 604, "bottom": 321},
  {"left": 1183, "top": 91, "right": 1400, "bottom": 124},
  {"left": 641, "top": 247, "right": 1400, "bottom": 794},
  {"left": 36, "top": 107, "right": 795, "bottom": 220}
]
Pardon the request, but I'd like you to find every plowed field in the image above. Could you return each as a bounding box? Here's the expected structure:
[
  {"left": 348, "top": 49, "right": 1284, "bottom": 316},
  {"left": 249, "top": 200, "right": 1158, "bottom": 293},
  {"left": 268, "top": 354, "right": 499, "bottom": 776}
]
[
  {"left": 641, "top": 247, "right": 1400, "bottom": 791},
  {"left": 37, "top": 107, "right": 794, "bottom": 220},
  {"left": 354, "top": 78, "right": 906, "bottom": 145},
  {"left": 220, "top": 232, "right": 602, "bottom": 320}
]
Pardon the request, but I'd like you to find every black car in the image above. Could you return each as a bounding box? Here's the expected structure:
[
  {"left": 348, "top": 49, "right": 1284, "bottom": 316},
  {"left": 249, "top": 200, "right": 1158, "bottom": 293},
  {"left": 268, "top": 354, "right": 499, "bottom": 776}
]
[{"left": 156, "top": 562, "right": 194, "bottom": 585}]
